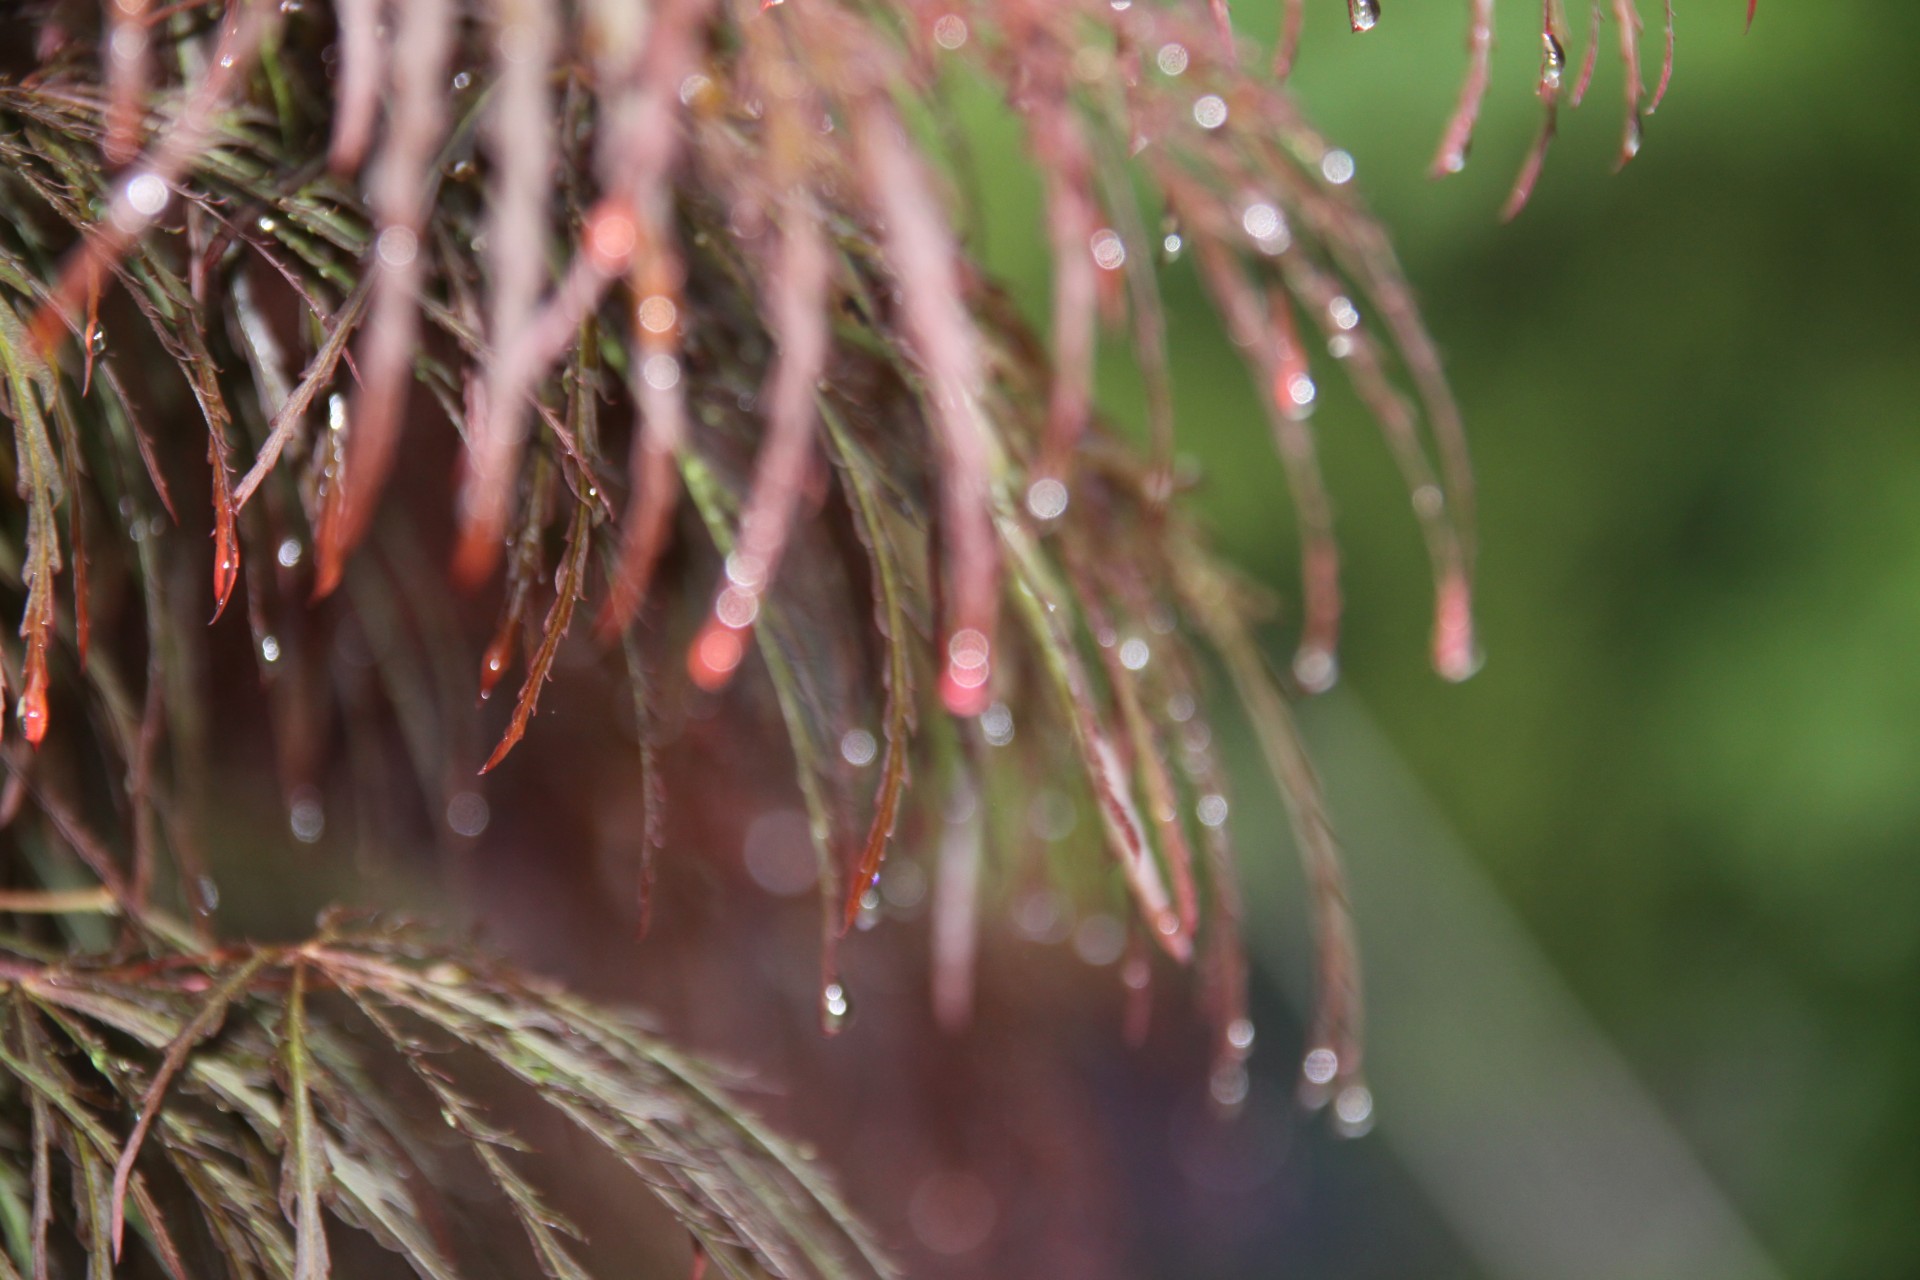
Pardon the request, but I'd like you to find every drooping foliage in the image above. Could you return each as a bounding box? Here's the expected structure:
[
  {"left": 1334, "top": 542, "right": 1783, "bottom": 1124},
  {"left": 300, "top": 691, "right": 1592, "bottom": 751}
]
[
  {"left": 0, "top": 917, "right": 892, "bottom": 1279},
  {"left": 0, "top": 0, "right": 1731, "bottom": 1274}
]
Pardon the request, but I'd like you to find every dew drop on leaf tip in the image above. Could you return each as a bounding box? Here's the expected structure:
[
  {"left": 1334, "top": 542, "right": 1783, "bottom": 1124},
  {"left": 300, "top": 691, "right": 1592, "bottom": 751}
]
[
  {"left": 1302, "top": 1046, "right": 1339, "bottom": 1085},
  {"left": 1333, "top": 1084, "right": 1375, "bottom": 1135},
  {"left": 820, "top": 981, "right": 851, "bottom": 1034}
]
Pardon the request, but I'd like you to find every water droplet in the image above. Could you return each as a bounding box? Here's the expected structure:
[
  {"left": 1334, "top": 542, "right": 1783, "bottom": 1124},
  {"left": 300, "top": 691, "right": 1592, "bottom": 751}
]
[
  {"left": 839, "top": 728, "right": 877, "bottom": 767},
  {"left": 637, "top": 294, "right": 677, "bottom": 334},
  {"left": 289, "top": 787, "right": 325, "bottom": 843},
  {"left": 820, "top": 981, "right": 851, "bottom": 1034},
  {"left": 452, "top": 70, "right": 473, "bottom": 91},
  {"left": 1162, "top": 232, "right": 1184, "bottom": 259},
  {"left": 194, "top": 875, "right": 220, "bottom": 912},
  {"left": 1241, "top": 202, "right": 1289, "bottom": 254},
  {"left": 1210, "top": 1062, "right": 1250, "bottom": 1109},
  {"left": 1015, "top": 798, "right": 1069, "bottom": 853},
  {"left": 1302, "top": 1046, "right": 1339, "bottom": 1084},
  {"left": 1072, "top": 914, "right": 1126, "bottom": 966},
  {"left": 122, "top": 172, "right": 169, "bottom": 220},
  {"left": 1349, "top": 0, "right": 1380, "bottom": 33},
  {"left": 1621, "top": 113, "right": 1644, "bottom": 162},
  {"left": 742, "top": 809, "right": 817, "bottom": 896},
  {"left": 1321, "top": 149, "right": 1357, "bottom": 185},
  {"left": 1167, "top": 692, "right": 1195, "bottom": 722},
  {"left": 1193, "top": 94, "right": 1228, "bottom": 130},
  {"left": 1197, "top": 794, "right": 1230, "bottom": 827},
  {"left": 1328, "top": 296, "right": 1361, "bottom": 331},
  {"left": 1089, "top": 228, "right": 1126, "bottom": 271},
  {"left": 943, "top": 628, "right": 992, "bottom": 714},
  {"left": 979, "top": 701, "right": 1014, "bottom": 747},
  {"left": 1226, "top": 1018, "right": 1256, "bottom": 1051},
  {"left": 715, "top": 584, "right": 759, "bottom": 630},
  {"left": 17, "top": 680, "right": 48, "bottom": 746},
  {"left": 1118, "top": 637, "right": 1150, "bottom": 671},
  {"left": 478, "top": 635, "right": 512, "bottom": 700},
  {"left": 932, "top": 13, "right": 968, "bottom": 49},
  {"left": 376, "top": 225, "right": 418, "bottom": 268},
  {"left": 277, "top": 538, "right": 303, "bottom": 568},
  {"left": 688, "top": 623, "right": 745, "bottom": 688},
  {"left": 585, "top": 204, "right": 638, "bottom": 274},
  {"left": 882, "top": 860, "right": 928, "bottom": 911},
  {"left": 1156, "top": 43, "right": 1190, "bottom": 76},
  {"left": 1293, "top": 645, "right": 1338, "bottom": 693},
  {"left": 1013, "top": 887, "right": 1072, "bottom": 942},
  {"left": 642, "top": 354, "right": 681, "bottom": 390},
  {"left": 1542, "top": 30, "right": 1567, "bottom": 88},
  {"left": 1026, "top": 477, "right": 1069, "bottom": 520},
  {"left": 1333, "top": 1084, "right": 1374, "bottom": 1133},
  {"left": 447, "top": 791, "right": 490, "bottom": 837},
  {"left": 260, "top": 635, "right": 281, "bottom": 663},
  {"left": 279, "top": 0, "right": 304, "bottom": 13}
]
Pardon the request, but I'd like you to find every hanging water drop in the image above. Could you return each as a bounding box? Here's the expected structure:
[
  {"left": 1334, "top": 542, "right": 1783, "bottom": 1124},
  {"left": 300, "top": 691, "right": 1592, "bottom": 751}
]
[
  {"left": 17, "top": 680, "right": 48, "bottom": 747},
  {"left": 1210, "top": 1061, "right": 1250, "bottom": 1110},
  {"left": 289, "top": 787, "right": 325, "bottom": 843},
  {"left": 1333, "top": 1084, "right": 1375, "bottom": 1135},
  {"left": 1349, "top": 0, "right": 1380, "bottom": 33},
  {"left": 1621, "top": 113, "right": 1644, "bottom": 164},
  {"left": 1542, "top": 30, "right": 1567, "bottom": 90},
  {"left": 1294, "top": 643, "right": 1337, "bottom": 694},
  {"left": 820, "top": 981, "right": 852, "bottom": 1034},
  {"left": 1026, "top": 477, "right": 1069, "bottom": 520},
  {"left": 1302, "top": 1046, "right": 1339, "bottom": 1084},
  {"left": 941, "top": 628, "right": 992, "bottom": 716}
]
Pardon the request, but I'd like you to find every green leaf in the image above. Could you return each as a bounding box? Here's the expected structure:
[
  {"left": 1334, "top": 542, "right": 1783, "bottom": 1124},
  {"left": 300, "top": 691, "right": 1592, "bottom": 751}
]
[{"left": 280, "top": 962, "right": 331, "bottom": 1280}]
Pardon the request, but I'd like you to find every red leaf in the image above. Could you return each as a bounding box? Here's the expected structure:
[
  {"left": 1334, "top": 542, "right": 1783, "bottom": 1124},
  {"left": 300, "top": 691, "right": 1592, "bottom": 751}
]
[
  {"left": 209, "top": 446, "right": 239, "bottom": 623},
  {"left": 480, "top": 500, "right": 590, "bottom": 773},
  {"left": 18, "top": 631, "right": 49, "bottom": 747}
]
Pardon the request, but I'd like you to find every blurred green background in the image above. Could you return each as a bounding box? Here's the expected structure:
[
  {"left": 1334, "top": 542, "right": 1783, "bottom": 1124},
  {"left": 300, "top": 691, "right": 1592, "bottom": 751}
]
[{"left": 967, "top": 3, "right": 1920, "bottom": 1277}]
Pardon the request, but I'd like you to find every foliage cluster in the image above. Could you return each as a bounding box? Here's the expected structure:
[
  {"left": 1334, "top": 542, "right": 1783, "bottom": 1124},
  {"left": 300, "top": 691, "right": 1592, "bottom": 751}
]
[{"left": 0, "top": 0, "right": 1705, "bottom": 1274}]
